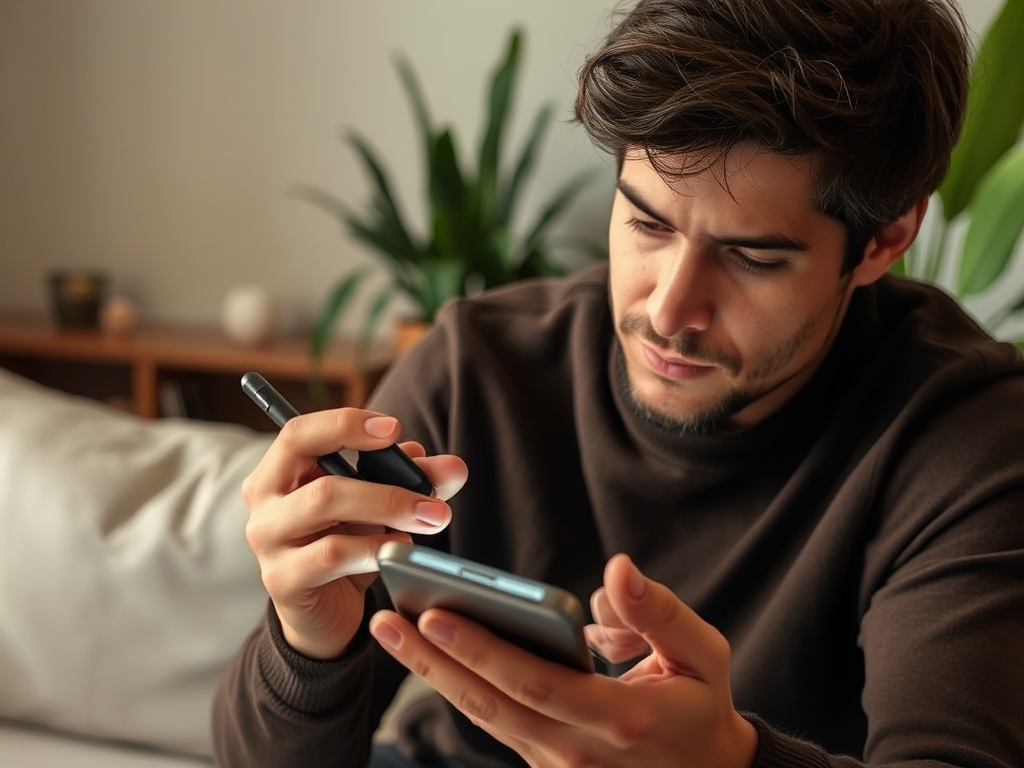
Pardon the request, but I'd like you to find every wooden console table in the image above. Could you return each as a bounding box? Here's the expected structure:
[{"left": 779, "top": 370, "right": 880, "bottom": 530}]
[{"left": 0, "top": 312, "right": 393, "bottom": 431}]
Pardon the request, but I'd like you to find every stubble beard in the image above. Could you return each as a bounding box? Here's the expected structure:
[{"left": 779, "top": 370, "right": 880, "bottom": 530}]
[{"left": 614, "top": 313, "right": 820, "bottom": 436}]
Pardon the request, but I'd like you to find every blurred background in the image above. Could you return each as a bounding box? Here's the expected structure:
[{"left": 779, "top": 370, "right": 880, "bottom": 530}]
[{"left": 0, "top": 0, "right": 1005, "bottom": 340}]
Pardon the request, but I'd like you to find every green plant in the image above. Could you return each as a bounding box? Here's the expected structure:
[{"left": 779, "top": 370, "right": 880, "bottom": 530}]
[
  {"left": 896, "top": 0, "right": 1024, "bottom": 341},
  {"left": 295, "top": 28, "right": 603, "bottom": 365}
]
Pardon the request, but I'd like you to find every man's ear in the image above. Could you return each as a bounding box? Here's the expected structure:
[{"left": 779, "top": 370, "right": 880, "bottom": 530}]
[{"left": 851, "top": 197, "right": 929, "bottom": 287}]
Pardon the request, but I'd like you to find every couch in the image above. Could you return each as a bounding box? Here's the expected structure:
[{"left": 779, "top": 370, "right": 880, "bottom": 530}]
[{"left": 0, "top": 367, "right": 419, "bottom": 766}]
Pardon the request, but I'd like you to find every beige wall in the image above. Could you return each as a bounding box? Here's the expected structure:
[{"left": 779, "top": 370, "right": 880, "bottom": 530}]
[{"left": 0, "top": 0, "right": 1003, "bottom": 338}]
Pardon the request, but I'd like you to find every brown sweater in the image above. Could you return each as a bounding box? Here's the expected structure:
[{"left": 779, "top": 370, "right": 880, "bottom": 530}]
[{"left": 212, "top": 264, "right": 1024, "bottom": 768}]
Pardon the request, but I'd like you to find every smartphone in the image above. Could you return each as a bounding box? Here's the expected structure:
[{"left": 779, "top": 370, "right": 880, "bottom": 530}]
[
  {"left": 376, "top": 541, "right": 594, "bottom": 673},
  {"left": 240, "top": 371, "right": 434, "bottom": 496}
]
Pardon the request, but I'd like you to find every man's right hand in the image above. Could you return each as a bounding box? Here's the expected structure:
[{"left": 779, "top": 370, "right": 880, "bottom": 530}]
[{"left": 241, "top": 407, "right": 468, "bottom": 660}]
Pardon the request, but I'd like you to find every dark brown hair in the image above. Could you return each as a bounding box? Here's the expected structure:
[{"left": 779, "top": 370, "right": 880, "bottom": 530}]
[{"left": 575, "top": 0, "right": 971, "bottom": 270}]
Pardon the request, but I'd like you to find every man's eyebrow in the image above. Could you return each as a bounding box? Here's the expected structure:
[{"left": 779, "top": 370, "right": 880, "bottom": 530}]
[
  {"left": 616, "top": 178, "right": 811, "bottom": 252},
  {"left": 617, "top": 179, "right": 673, "bottom": 227},
  {"left": 711, "top": 233, "right": 810, "bottom": 252}
]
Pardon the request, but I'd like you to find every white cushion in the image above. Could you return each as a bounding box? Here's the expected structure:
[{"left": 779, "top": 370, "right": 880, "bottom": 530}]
[{"left": 0, "top": 368, "right": 273, "bottom": 758}]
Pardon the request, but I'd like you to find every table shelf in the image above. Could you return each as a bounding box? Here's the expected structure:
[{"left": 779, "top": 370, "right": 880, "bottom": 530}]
[{"left": 0, "top": 313, "right": 392, "bottom": 431}]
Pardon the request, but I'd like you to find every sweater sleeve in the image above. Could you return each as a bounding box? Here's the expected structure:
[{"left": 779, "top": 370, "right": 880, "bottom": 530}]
[
  {"left": 744, "top": 492, "right": 1024, "bottom": 768},
  {"left": 747, "top": 493, "right": 1024, "bottom": 766},
  {"left": 210, "top": 600, "right": 378, "bottom": 768}
]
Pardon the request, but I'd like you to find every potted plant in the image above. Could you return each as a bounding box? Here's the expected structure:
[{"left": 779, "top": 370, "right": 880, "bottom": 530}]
[
  {"left": 295, "top": 28, "right": 604, "bottom": 367},
  {"left": 895, "top": 0, "right": 1024, "bottom": 346}
]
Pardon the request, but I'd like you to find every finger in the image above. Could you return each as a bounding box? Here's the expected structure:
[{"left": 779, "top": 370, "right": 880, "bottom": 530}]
[
  {"left": 247, "top": 409, "right": 405, "bottom": 498},
  {"left": 590, "top": 585, "right": 628, "bottom": 628},
  {"left": 261, "top": 529, "right": 412, "bottom": 597},
  {"left": 589, "top": 585, "right": 650, "bottom": 666},
  {"left": 410, "top": 608, "right": 650, "bottom": 741},
  {"left": 398, "top": 441, "right": 426, "bottom": 459},
  {"left": 395, "top": 442, "right": 468, "bottom": 502},
  {"left": 603, "top": 554, "right": 730, "bottom": 685},
  {"left": 369, "top": 608, "right": 538, "bottom": 760},
  {"left": 246, "top": 475, "right": 450, "bottom": 555},
  {"left": 369, "top": 609, "right": 577, "bottom": 748},
  {"left": 413, "top": 454, "right": 469, "bottom": 501},
  {"left": 288, "top": 474, "right": 450, "bottom": 534},
  {"left": 583, "top": 623, "right": 650, "bottom": 665}
]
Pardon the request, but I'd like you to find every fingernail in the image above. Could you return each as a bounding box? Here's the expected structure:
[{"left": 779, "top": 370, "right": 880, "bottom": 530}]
[
  {"left": 373, "top": 622, "right": 402, "bottom": 650},
  {"left": 627, "top": 559, "right": 646, "bottom": 600},
  {"left": 364, "top": 416, "right": 397, "bottom": 438},
  {"left": 414, "top": 500, "right": 447, "bottom": 526},
  {"left": 421, "top": 616, "right": 455, "bottom": 645}
]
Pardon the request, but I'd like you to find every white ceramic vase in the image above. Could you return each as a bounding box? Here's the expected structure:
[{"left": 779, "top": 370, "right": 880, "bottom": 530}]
[{"left": 221, "top": 285, "right": 278, "bottom": 347}]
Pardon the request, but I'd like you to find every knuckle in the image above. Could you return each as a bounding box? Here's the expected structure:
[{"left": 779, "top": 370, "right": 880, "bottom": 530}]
[
  {"left": 460, "top": 646, "right": 487, "bottom": 671},
  {"left": 304, "top": 474, "right": 339, "bottom": 509},
  {"left": 455, "top": 690, "right": 498, "bottom": 723},
  {"left": 707, "top": 629, "right": 732, "bottom": 667},
  {"left": 607, "top": 707, "right": 655, "bottom": 749},
  {"left": 332, "top": 407, "right": 365, "bottom": 439},
  {"left": 240, "top": 471, "right": 260, "bottom": 507},
  {"left": 315, "top": 533, "right": 347, "bottom": 571},
  {"left": 275, "top": 416, "right": 306, "bottom": 448},
  {"left": 655, "top": 591, "right": 682, "bottom": 628},
  {"left": 552, "top": 745, "right": 599, "bottom": 768},
  {"left": 381, "top": 482, "right": 408, "bottom": 513},
  {"left": 511, "top": 677, "right": 553, "bottom": 707},
  {"left": 259, "top": 563, "right": 289, "bottom": 599},
  {"left": 244, "top": 515, "right": 269, "bottom": 552}
]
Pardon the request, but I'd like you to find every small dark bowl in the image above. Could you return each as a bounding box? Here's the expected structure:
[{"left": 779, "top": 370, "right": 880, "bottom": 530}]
[{"left": 48, "top": 271, "right": 107, "bottom": 329}]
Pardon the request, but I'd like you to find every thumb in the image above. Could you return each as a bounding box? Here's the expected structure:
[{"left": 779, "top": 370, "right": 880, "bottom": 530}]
[{"left": 603, "top": 553, "right": 732, "bottom": 685}]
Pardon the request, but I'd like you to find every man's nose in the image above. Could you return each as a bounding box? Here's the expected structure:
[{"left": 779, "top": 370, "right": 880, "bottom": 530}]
[{"left": 645, "top": 247, "right": 713, "bottom": 338}]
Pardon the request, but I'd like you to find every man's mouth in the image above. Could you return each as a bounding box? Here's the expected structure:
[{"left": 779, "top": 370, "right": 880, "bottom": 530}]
[{"left": 640, "top": 342, "right": 716, "bottom": 381}]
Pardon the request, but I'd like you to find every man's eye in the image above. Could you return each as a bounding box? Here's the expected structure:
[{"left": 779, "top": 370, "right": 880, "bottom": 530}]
[
  {"left": 627, "top": 218, "right": 667, "bottom": 235},
  {"left": 733, "top": 251, "right": 784, "bottom": 275}
]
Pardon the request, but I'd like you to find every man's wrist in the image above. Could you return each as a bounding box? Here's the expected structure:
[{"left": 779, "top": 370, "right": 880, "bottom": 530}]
[{"left": 259, "top": 599, "right": 375, "bottom": 715}]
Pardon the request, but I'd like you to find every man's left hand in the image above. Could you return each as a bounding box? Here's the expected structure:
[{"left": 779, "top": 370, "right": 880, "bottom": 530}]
[{"left": 369, "top": 553, "right": 758, "bottom": 768}]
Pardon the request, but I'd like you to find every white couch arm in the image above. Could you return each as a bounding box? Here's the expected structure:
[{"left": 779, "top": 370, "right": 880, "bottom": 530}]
[{"left": 0, "top": 369, "right": 273, "bottom": 759}]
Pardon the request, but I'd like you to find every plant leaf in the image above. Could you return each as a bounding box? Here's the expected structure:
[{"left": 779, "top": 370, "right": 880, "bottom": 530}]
[
  {"left": 429, "top": 130, "right": 467, "bottom": 216},
  {"left": 291, "top": 183, "right": 412, "bottom": 269},
  {"left": 499, "top": 103, "right": 555, "bottom": 228},
  {"left": 478, "top": 29, "right": 522, "bottom": 225},
  {"left": 429, "top": 129, "right": 472, "bottom": 273},
  {"left": 520, "top": 168, "right": 602, "bottom": 255},
  {"left": 343, "top": 130, "right": 420, "bottom": 257},
  {"left": 354, "top": 284, "right": 397, "bottom": 364},
  {"left": 396, "top": 55, "right": 434, "bottom": 181},
  {"left": 939, "top": 0, "right": 1024, "bottom": 220},
  {"left": 290, "top": 183, "right": 353, "bottom": 232},
  {"left": 958, "top": 143, "right": 1024, "bottom": 295},
  {"left": 342, "top": 218, "right": 420, "bottom": 294},
  {"left": 309, "top": 267, "right": 371, "bottom": 367},
  {"left": 417, "top": 259, "right": 465, "bottom": 321}
]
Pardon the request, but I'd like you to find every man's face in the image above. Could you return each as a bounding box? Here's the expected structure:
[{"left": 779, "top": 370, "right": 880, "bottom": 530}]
[{"left": 609, "top": 147, "right": 860, "bottom": 433}]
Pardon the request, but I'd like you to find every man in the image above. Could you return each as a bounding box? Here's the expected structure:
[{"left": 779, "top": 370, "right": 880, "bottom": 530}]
[{"left": 213, "top": 1, "right": 1024, "bottom": 766}]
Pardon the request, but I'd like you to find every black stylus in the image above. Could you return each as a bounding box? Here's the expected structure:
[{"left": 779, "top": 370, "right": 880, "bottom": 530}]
[{"left": 241, "top": 371, "right": 435, "bottom": 496}]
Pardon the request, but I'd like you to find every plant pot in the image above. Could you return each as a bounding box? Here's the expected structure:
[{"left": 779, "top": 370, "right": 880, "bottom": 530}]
[{"left": 48, "top": 271, "right": 107, "bottom": 329}]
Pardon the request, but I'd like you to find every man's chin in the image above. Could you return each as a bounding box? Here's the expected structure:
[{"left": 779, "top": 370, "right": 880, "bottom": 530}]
[
  {"left": 632, "top": 395, "right": 732, "bottom": 435},
  {"left": 623, "top": 377, "right": 736, "bottom": 435}
]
